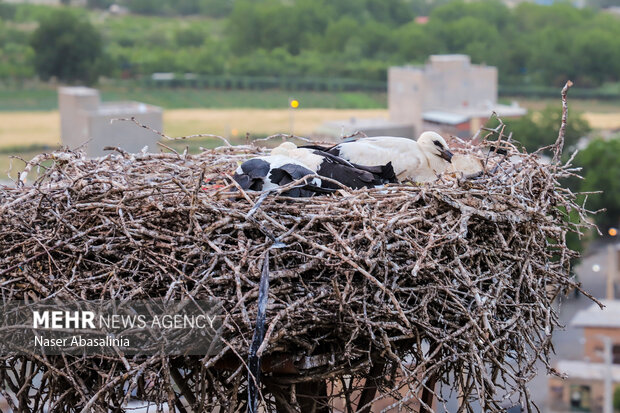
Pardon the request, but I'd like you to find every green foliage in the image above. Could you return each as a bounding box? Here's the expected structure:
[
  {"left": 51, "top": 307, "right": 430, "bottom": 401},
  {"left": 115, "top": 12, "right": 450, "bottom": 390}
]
[
  {"left": 364, "top": 0, "right": 414, "bottom": 25},
  {"left": 572, "top": 29, "right": 620, "bottom": 86},
  {"left": 0, "top": 85, "right": 387, "bottom": 111},
  {"left": 227, "top": 0, "right": 412, "bottom": 56},
  {"left": 489, "top": 106, "right": 591, "bottom": 153},
  {"left": 2, "top": 0, "right": 620, "bottom": 86},
  {"left": 174, "top": 25, "right": 208, "bottom": 48},
  {"left": 114, "top": 0, "right": 234, "bottom": 17},
  {"left": 0, "top": 3, "right": 17, "bottom": 20},
  {"left": 200, "top": 0, "right": 234, "bottom": 18},
  {"left": 614, "top": 385, "right": 620, "bottom": 411},
  {"left": 227, "top": 0, "right": 332, "bottom": 55},
  {"left": 0, "top": 41, "right": 35, "bottom": 79},
  {"left": 395, "top": 22, "right": 440, "bottom": 62},
  {"left": 86, "top": 0, "right": 115, "bottom": 10},
  {"left": 30, "top": 10, "right": 106, "bottom": 84},
  {"left": 574, "top": 137, "right": 620, "bottom": 231},
  {"left": 13, "top": 4, "right": 62, "bottom": 23}
]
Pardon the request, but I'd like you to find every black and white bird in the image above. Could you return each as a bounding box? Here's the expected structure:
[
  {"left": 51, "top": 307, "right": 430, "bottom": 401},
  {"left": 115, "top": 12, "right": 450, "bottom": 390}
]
[
  {"left": 232, "top": 155, "right": 332, "bottom": 197},
  {"left": 270, "top": 142, "right": 396, "bottom": 189},
  {"left": 302, "top": 131, "right": 454, "bottom": 182}
]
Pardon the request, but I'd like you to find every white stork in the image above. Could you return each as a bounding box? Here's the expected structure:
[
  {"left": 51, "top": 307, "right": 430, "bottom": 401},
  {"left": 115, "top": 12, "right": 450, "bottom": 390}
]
[{"left": 302, "top": 131, "right": 454, "bottom": 182}]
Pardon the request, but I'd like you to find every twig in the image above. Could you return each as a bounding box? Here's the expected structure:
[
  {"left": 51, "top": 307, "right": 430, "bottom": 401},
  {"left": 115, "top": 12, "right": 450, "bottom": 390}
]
[
  {"left": 553, "top": 80, "right": 574, "bottom": 164},
  {"left": 112, "top": 117, "right": 232, "bottom": 146}
]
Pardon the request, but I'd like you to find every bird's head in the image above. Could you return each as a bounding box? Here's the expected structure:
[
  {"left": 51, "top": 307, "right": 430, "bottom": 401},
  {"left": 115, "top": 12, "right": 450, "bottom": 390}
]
[
  {"left": 417, "top": 131, "right": 453, "bottom": 164},
  {"left": 271, "top": 141, "right": 297, "bottom": 156}
]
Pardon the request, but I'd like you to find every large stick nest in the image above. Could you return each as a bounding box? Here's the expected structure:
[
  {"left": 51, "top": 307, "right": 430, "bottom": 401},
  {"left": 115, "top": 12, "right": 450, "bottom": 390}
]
[{"left": 0, "top": 120, "right": 596, "bottom": 412}]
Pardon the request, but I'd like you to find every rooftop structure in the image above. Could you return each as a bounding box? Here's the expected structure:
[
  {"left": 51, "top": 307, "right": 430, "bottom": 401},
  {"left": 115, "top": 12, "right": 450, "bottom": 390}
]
[
  {"left": 58, "top": 87, "right": 162, "bottom": 158},
  {"left": 555, "top": 360, "right": 620, "bottom": 382},
  {"left": 572, "top": 300, "right": 620, "bottom": 329}
]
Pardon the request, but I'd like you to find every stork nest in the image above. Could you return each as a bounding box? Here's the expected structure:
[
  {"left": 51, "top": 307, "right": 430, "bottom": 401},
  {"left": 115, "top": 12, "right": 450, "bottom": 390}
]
[{"left": 0, "top": 125, "right": 597, "bottom": 412}]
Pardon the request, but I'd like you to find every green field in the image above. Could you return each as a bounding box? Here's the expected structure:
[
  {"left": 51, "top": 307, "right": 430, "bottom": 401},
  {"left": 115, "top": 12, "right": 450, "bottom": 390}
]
[{"left": 0, "top": 85, "right": 387, "bottom": 111}]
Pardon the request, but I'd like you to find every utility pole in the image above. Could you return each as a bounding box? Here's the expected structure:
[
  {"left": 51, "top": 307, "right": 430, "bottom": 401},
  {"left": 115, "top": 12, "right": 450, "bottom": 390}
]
[
  {"left": 596, "top": 334, "right": 614, "bottom": 413},
  {"left": 289, "top": 98, "right": 299, "bottom": 135},
  {"left": 608, "top": 244, "right": 618, "bottom": 300}
]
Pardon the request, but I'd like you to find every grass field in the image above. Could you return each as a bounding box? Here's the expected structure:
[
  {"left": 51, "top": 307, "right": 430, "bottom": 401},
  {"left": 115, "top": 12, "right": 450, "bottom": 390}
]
[
  {"left": 0, "top": 86, "right": 387, "bottom": 111},
  {"left": 5, "top": 85, "right": 620, "bottom": 113},
  {"left": 0, "top": 111, "right": 59, "bottom": 149},
  {"left": 0, "top": 108, "right": 389, "bottom": 148}
]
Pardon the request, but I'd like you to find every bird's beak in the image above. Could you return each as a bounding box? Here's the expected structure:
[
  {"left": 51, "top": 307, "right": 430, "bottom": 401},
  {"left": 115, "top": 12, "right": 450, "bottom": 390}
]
[{"left": 440, "top": 149, "right": 453, "bottom": 163}]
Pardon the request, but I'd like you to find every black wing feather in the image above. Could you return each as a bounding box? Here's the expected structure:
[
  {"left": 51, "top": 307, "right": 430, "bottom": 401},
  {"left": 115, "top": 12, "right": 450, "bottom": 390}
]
[
  {"left": 316, "top": 162, "right": 381, "bottom": 190},
  {"left": 270, "top": 163, "right": 335, "bottom": 197},
  {"left": 301, "top": 147, "right": 396, "bottom": 183},
  {"left": 305, "top": 149, "right": 397, "bottom": 186},
  {"left": 240, "top": 159, "right": 271, "bottom": 178}
]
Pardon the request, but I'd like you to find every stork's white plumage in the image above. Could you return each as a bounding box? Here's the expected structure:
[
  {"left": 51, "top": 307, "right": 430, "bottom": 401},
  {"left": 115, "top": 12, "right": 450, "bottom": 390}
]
[
  {"left": 271, "top": 142, "right": 324, "bottom": 171},
  {"left": 315, "top": 131, "right": 454, "bottom": 182}
]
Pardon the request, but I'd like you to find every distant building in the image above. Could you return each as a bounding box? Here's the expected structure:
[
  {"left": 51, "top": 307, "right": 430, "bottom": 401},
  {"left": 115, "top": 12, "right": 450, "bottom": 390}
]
[
  {"left": 58, "top": 87, "right": 162, "bottom": 158},
  {"left": 388, "top": 55, "right": 526, "bottom": 138},
  {"left": 317, "top": 55, "right": 525, "bottom": 141},
  {"left": 549, "top": 299, "right": 620, "bottom": 412}
]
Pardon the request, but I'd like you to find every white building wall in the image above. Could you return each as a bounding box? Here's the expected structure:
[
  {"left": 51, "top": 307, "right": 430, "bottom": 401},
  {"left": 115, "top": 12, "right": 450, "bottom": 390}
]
[
  {"left": 388, "top": 54, "right": 502, "bottom": 135},
  {"left": 58, "top": 87, "right": 162, "bottom": 157},
  {"left": 87, "top": 110, "right": 163, "bottom": 157},
  {"left": 388, "top": 67, "right": 424, "bottom": 136},
  {"left": 58, "top": 87, "right": 100, "bottom": 150}
]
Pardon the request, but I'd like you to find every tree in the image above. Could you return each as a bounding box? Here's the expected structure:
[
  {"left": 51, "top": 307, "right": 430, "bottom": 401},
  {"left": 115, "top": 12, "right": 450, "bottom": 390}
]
[
  {"left": 572, "top": 29, "right": 620, "bottom": 86},
  {"left": 199, "top": 0, "right": 234, "bottom": 18},
  {"left": 365, "top": 0, "right": 413, "bottom": 25},
  {"left": 86, "top": 0, "right": 114, "bottom": 10},
  {"left": 574, "top": 137, "right": 620, "bottom": 231},
  {"left": 174, "top": 25, "right": 207, "bottom": 48},
  {"left": 614, "top": 385, "right": 620, "bottom": 411},
  {"left": 30, "top": 10, "right": 106, "bottom": 85},
  {"left": 396, "top": 22, "right": 441, "bottom": 62}
]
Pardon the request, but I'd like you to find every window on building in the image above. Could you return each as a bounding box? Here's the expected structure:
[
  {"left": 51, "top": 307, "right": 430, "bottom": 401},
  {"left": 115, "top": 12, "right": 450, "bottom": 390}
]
[
  {"left": 612, "top": 345, "right": 620, "bottom": 364},
  {"left": 550, "top": 384, "right": 563, "bottom": 401},
  {"left": 569, "top": 384, "right": 591, "bottom": 411}
]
